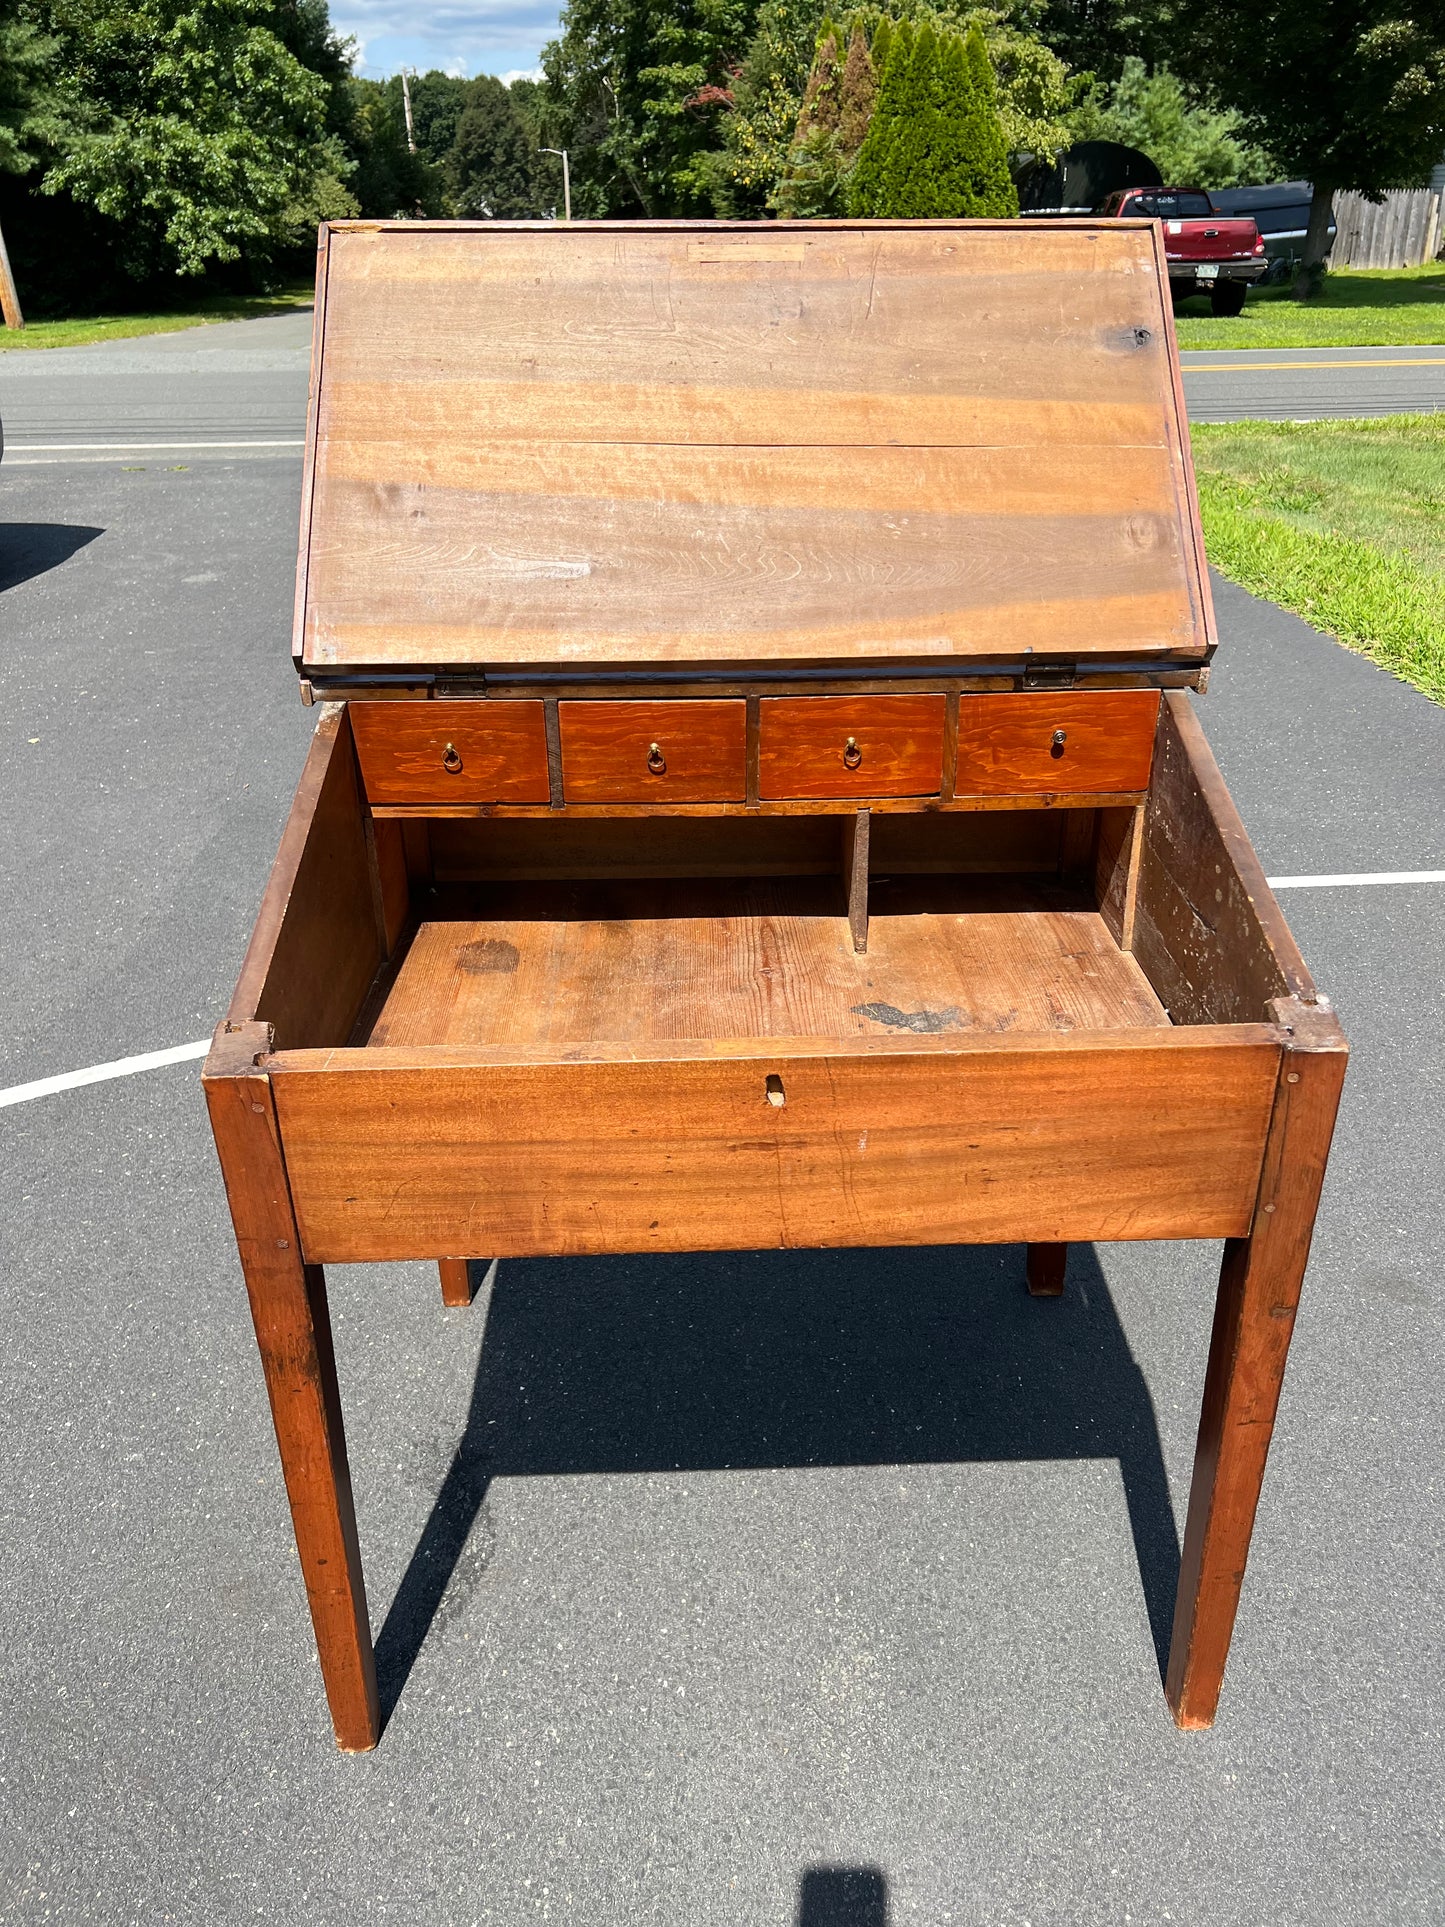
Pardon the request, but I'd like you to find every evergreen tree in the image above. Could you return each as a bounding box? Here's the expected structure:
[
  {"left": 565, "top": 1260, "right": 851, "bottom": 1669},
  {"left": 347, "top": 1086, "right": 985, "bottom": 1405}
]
[
  {"left": 961, "top": 27, "right": 1017, "bottom": 215},
  {"left": 848, "top": 17, "right": 911, "bottom": 214},
  {"left": 836, "top": 23, "right": 875, "bottom": 158}
]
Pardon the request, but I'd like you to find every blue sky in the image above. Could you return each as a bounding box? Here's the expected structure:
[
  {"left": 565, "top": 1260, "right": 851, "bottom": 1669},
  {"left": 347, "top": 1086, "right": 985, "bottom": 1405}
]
[{"left": 334, "top": 0, "right": 563, "bottom": 80}]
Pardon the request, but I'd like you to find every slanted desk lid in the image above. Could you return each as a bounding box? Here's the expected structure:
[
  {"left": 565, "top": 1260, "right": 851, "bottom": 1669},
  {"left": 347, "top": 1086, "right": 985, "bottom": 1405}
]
[{"left": 296, "top": 220, "right": 1213, "bottom": 681}]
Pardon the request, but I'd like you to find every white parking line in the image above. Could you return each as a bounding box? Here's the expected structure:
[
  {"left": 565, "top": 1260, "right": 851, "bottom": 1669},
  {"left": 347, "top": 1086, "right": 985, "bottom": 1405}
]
[
  {"left": 6, "top": 440, "right": 305, "bottom": 451},
  {"left": 1267, "top": 870, "right": 1445, "bottom": 888},
  {"left": 1, "top": 871, "right": 1440, "bottom": 1112},
  {"left": 0, "top": 1039, "right": 210, "bottom": 1110}
]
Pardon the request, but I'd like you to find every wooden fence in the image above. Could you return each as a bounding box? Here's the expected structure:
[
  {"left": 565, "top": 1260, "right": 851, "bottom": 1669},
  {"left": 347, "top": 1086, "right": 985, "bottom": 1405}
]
[{"left": 1332, "top": 188, "right": 1443, "bottom": 269}]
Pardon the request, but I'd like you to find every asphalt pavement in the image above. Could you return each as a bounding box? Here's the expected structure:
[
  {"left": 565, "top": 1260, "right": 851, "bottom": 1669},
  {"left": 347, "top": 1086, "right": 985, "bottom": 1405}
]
[
  {"left": 1180, "top": 342, "right": 1445, "bottom": 423},
  {"left": 1, "top": 317, "right": 1443, "bottom": 1925}
]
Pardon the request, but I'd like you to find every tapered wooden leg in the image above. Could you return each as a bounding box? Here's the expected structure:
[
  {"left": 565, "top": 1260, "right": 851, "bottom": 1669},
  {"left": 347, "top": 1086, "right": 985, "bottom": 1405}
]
[
  {"left": 1166, "top": 1001, "right": 1347, "bottom": 1728},
  {"left": 1026, "top": 1242, "right": 1066, "bottom": 1296},
  {"left": 438, "top": 1258, "right": 475, "bottom": 1307},
  {"left": 204, "top": 1023, "right": 380, "bottom": 1752}
]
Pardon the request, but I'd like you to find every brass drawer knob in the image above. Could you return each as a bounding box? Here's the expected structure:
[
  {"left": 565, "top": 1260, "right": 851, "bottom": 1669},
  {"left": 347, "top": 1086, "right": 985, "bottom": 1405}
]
[
  {"left": 442, "top": 742, "right": 463, "bottom": 773},
  {"left": 647, "top": 742, "right": 667, "bottom": 775},
  {"left": 1050, "top": 728, "right": 1067, "bottom": 758},
  {"left": 843, "top": 736, "right": 862, "bottom": 770}
]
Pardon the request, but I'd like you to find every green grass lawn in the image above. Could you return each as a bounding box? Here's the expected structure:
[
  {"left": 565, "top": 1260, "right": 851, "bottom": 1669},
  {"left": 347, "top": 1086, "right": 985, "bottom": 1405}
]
[
  {"left": 1191, "top": 413, "right": 1445, "bottom": 703},
  {"left": 0, "top": 286, "right": 313, "bottom": 350},
  {"left": 1173, "top": 263, "right": 1445, "bottom": 350}
]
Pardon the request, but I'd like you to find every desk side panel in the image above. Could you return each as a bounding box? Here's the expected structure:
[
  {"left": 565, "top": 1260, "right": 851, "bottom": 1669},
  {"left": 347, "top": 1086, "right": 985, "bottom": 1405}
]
[{"left": 269, "top": 1030, "right": 1279, "bottom": 1261}]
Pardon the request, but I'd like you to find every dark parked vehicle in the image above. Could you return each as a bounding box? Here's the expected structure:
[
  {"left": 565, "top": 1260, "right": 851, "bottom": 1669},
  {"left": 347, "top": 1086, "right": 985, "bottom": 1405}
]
[
  {"left": 1099, "top": 186, "right": 1268, "bottom": 315},
  {"left": 1208, "top": 182, "right": 1335, "bottom": 281}
]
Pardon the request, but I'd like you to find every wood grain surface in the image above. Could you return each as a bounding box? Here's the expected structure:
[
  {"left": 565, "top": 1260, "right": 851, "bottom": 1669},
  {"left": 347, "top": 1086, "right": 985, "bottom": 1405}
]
[
  {"left": 559, "top": 700, "right": 747, "bottom": 802},
  {"left": 296, "top": 222, "right": 1210, "bottom": 672},
  {"left": 1166, "top": 998, "right": 1348, "bottom": 1727},
  {"left": 362, "top": 883, "right": 1169, "bottom": 1049},
  {"left": 268, "top": 1028, "right": 1280, "bottom": 1262},
  {"left": 953, "top": 691, "right": 1159, "bottom": 796},
  {"left": 758, "top": 695, "right": 946, "bottom": 798},
  {"left": 202, "top": 1023, "right": 379, "bottom": 1750},
  {"left": 351, "top": 699, "right": 549, "bottom": 804},
  {"left": 227, "top": 706, "right": 382, "bottom": 1050},
  {"left": 1134, "top": 694, "right": 1316, "bottom": 1023}
]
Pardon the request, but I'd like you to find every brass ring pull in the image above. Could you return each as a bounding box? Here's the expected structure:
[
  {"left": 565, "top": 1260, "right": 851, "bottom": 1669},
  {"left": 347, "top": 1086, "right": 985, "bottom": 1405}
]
[
  {"left": 843, "top": 737, "right": 863, "bottom": 770},
  {"left": 647, "top": 742, "right": 666, "bottom": 775},
  {"left": 442, "top": 742, "right": 463, "bottom": 773},
  {"left": 1050, "top": 728, "right": 1067, "bottom": 758}
]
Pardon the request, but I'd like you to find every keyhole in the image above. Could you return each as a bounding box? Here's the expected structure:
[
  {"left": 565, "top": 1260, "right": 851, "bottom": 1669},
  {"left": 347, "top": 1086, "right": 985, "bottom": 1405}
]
[
  {"left": 765, "top": 1073, "right": 786, "bottom": 1107},
  {"left": 442, "top": 742, "right": 463, "bottom": 773},
  {"left": 647, "top": 742, "right": 666, "bottom": 775},
  {"left": 1050, "top": 729, "right": 1067, "bottom": 759}
]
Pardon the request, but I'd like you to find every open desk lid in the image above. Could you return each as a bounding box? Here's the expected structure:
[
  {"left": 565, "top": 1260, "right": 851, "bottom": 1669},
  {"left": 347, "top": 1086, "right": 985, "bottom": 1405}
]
[{"left": 295, "top": 220, "right": 1213, "bottom": 682}]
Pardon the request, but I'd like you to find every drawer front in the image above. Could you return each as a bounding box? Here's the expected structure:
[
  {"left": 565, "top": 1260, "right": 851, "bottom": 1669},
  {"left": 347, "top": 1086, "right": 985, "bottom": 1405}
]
[
  {"left": 351, "top": 701, "right": 550, "bottom": 805},
  {"left": 272, "top": 1033, "right": 1280, "bottom": 1262},
  {"left": 955, "top": 691, "right": 1159, "bottom": 796},
  {"left": 560, "top": 701, "right": 747, "bottom": 803},
  {"left": 759, "top": 695, "right": 946, "bottom": 799}
]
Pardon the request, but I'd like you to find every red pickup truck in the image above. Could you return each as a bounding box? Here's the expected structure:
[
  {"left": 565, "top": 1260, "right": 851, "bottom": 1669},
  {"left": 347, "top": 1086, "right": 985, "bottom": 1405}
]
[{"left": 1098, "top": 186, "right": 1267, "bottom": 315}]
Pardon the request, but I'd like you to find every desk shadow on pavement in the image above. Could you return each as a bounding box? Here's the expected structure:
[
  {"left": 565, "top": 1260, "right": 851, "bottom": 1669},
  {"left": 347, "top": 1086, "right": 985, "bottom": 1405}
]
[
  {"left": 796, "top": 1867, "right": 889, "bottom": 1925},
  {"left": 373, "top": 1243, "right": 1182, "bottom": 1727},
  {"left": 0, "top": 522, "right": 104, "bottom": 592}
]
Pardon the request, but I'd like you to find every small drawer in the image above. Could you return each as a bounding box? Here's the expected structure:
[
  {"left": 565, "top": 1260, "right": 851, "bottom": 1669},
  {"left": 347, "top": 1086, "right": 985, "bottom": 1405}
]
[
  {"left": 758, "top": 696, "right": 946, "bottom": 800},
  {"left": 350, "top": 701, "right": 550, "bottom": 805},
  {"left": 954, "top": 692, "right": 1159, "bottom": 796},
  {"left": 560, "top": 701, "right": 747, "bottom": 803}
]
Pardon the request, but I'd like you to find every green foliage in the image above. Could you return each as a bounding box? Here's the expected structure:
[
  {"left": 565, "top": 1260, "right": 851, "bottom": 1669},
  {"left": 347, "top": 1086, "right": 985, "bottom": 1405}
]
[
  {"left": 30, "top": 0, "right": 351, "bottom": 276},
  {"left": 846, "top": 13, "right": 1016, "bottom": 215},
  {"left": 1171, "top": 3, "right": 1445, "bottom": 202},
  {"left": 539, "top": 0, "right": 758, "bottom": 216},
  {"left": 1069, "top": 56, "right": 1273, "bottom": 187},
  {"left": 346, "top": 76, "right": 444, "bottom": 218},
  {"left": 692, "top": 0, "right": 821, "bottom": 216},
  {"left": 1025, "top": 0, "right": 1161, "bottom": 85},
  {"left": 0, "top": 0, "right": 61, "bottom": 174},
  {"left": 711, "top": 1, "right": 1072, "bottom": 215},
  {"left": 961, "top": 23, "right": 1016, "bottom": 211},
  {"left": 447, "top": 74, "right": 544, "bottom": 217},
  {"left": 847, "top": 14, "right": 911, "bottom": 211}
]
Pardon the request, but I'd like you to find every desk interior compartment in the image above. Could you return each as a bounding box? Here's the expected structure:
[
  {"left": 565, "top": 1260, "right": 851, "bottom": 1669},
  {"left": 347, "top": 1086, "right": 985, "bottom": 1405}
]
[{"left": 229, "top": 695, "right": 1312, "bottom": 1262}]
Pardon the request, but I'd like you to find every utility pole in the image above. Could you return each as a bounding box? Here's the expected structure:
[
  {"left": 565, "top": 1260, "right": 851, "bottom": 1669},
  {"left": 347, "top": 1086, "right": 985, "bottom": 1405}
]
[
  {"left": 400, "top": 68, "right": 417, "bottom": 153},
  {"left": 542, "top": 148, "right": 571, "bottom": 222},
  {"left": 0, "top": 217, "right": 23, "bottom": 329}
]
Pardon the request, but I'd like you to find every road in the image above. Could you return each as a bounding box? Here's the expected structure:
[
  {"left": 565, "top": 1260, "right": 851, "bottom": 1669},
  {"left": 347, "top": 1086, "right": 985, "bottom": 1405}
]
[
  {"left": 1, "top": 318, "right": 1443, "bottom": 1925},
  {"left": 1180, "top": 342, "right": 1445, "bottom": 422}
]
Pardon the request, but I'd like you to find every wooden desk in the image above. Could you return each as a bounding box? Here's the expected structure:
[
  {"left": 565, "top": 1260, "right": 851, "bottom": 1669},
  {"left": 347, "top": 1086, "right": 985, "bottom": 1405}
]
[{"left": 204, "top": 221, "right": 1346, "bottom": 1751}]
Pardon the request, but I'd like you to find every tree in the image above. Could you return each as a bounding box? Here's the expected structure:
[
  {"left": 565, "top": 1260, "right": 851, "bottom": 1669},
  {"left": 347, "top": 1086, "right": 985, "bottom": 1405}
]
[
  {"left": 1026, "top": 0, "right": 1163, "bottom": 84},
  {"left": 956, "top": 25, "right": 1016, "bottom": 210},
  {"left": 347, "top": 76, "right": 445, "bottom": 217},
  {"left": 0, "top": 0, "right": 60, "bottom": 176},
  {"left": 539, "top": 0, "right": 758, "bottom": 215},
  {"left": 447, "top": 75, "right": 542, "bottom": 216},
  {"left": 846, "top": 13, "right": 1017, "bottom": 215},
  {"left": 1069, "top": 56, "right": 1275, "bottom": 187},
  {"left": 31, "top": 0, "right": 352, "bottom": 276},
  {"left": 701, "top": 0, "right": 827, "bottom": 215},
  {"left": 1171, "top": 3, "right": 1445, "bottom": 295},
  {"left": 848, "top": 15, "right": 914, "bottom": 212},
  {"left": 708, "top": 2, "right": 1075, "bottom": 216}
]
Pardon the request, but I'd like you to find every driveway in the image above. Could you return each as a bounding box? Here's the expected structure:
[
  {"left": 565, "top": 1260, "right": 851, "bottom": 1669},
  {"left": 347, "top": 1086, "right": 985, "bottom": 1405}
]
[{"left": 1, "top": 316, "right": 1442, "bottom": 1925}]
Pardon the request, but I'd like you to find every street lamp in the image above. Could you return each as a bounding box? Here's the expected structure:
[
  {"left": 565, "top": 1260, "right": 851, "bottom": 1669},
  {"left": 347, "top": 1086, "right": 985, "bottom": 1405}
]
[{"left": 541, "top": 148, "right": 571, "bottom": 222}]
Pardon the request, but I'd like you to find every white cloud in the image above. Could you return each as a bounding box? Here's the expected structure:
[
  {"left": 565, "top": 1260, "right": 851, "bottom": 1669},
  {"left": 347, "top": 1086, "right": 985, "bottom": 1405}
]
[{"left": 335, "top": 1, "right": 562, "bottom": 77}]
